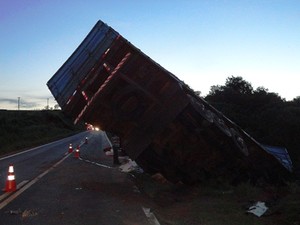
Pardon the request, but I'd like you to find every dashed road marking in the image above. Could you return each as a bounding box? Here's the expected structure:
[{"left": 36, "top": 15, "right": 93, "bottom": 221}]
[
  {"left": 79, "top": 157, "right": 112, "bottom": 169},
  {"left": 0, "top": 153, "right": 71, "bottom": 210},
  {"left": 0, "top": 180, "right": 29, "bottom": 202}
]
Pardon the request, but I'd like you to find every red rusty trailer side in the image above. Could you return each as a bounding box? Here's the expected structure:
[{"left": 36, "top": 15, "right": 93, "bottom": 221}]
[{"left": 47, "top": 20, "right": 291, "bottom": 184}]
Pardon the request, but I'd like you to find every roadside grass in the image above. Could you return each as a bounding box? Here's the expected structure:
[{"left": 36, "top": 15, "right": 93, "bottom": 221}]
[
  {"left": 133, "top": 172, "right": 300, "bottom": 225},
  {"left": 0, "top": 110, "right": 84, "bottom": 156}
]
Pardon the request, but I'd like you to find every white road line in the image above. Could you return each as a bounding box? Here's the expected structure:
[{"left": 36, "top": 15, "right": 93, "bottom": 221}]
[
  {"left": 0, "top": 132, "right": 87, "bottom": 161},
  {"left": 94, "top": 162, "right": 112, "bottom": 169},
  {"left": 0, "top": 180, "right": 29, "bottom": 202},
  {"left": 0, "top": 153, "right": 71, "bottom": 210},
  {"left": 79, "top": 157, "right": 112, "bottom": 169}
]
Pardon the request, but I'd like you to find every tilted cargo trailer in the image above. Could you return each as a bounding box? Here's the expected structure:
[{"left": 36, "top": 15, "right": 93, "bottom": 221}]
[{"left": 47, "top": 20, "right": 292, "bottom": 184}]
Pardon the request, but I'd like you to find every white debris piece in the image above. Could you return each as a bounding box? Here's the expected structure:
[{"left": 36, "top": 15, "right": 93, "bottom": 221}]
[
  {"left": 105, "top": 149, "right": 114, "bottom": 156},
  {"left": 119, "top": 159, "right": 143, "bottom": 173},
  {"left": 142, "top": 207, "right": 161, "bottom": 225},
  {"left": 247, "top": 201, "right": 268, "bottom": 217}
]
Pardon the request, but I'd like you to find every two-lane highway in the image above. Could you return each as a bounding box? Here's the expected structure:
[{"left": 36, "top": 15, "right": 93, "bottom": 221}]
[
  {"left": 0, "top": 131, "right": 90, "bottom": 190},
  {"left": 0, "top": 130, "right": 158, "bottom": 225}
]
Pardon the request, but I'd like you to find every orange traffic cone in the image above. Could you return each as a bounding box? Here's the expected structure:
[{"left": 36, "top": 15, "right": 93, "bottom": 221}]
[
  {"left": 68, "top": 143, "right": 73, "bottom": 153},
  {"left": 5, "top": 164, "right": 16, "bottom": 192},
  {"left": 74, "top": 146, "right": 80, "bottom": 158}
]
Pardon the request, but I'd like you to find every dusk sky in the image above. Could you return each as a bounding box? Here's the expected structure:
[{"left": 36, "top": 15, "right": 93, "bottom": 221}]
[{"left": 1, "top": 0, "right": 299, "bottom": 110}]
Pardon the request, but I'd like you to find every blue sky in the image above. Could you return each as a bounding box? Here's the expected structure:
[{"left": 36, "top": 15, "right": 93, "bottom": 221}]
[{"left": 1, "top": 0, "right": 299, "bottom": 110}]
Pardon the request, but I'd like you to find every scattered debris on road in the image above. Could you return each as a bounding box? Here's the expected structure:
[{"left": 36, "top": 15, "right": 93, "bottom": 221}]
[
  {"left": 5, "top": 209, "right": 22, "bottom": 215},
  {"left": 21, "top": 209, "right": 38, "bottom": 219},
  {"left": 119, "top": 159, "right": 143, "bottom": 173},
  {"left": 247, "top": 201, "right": 268, "bottom": 217},
  {"left": 142, "top": 207, "right": 161, "bottom": 225}
]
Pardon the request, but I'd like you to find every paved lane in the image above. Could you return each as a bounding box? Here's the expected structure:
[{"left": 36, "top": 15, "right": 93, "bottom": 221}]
[
  {"left": 0, "top": 131, "right": 91, "bottom": 190},
  {"left": 0, "top": 130, "right": 155, "bottom": 225}
]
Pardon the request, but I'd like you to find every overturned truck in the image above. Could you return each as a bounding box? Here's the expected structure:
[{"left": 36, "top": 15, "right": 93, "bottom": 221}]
[{"left": 47, "top": 20, "right": 292, "bottom": 184}]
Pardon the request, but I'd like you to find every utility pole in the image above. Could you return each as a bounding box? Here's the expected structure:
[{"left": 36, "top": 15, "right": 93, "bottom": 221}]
[
  {"left": 18, "top": 97, "right": 20, "bottom": 110},
  {"left": 47, "top": 98, "right": 49, "bottom": 110}
]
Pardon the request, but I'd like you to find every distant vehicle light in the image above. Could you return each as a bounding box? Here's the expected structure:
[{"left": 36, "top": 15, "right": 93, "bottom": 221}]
[
  {"left": 94, "top": 127, "right": 100, "bottom": 131},
  {"left": 86, "top": 124, "right": 94, "bottom": 130}
]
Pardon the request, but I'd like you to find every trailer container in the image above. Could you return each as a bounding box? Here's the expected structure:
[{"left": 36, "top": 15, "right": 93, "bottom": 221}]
[{"left": 47, "top": 20, "right": 291, "bottom": 183}]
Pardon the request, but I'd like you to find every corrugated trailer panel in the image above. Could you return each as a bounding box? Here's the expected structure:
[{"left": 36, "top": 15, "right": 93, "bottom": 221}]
[
  {"left": 47, "top": 21, "right": 118, "bottom": 109},
  {"left": 73, "top": 35, "right": 190, "bottom": 159}
]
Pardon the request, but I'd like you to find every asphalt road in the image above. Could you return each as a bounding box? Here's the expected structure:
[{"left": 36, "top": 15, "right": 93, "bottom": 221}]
[
  {"left": 0, "top": 130, "right": 155, "bottom": 225},
  {"left": 0, "top": 132, "right": 90, "bottom": 190}
]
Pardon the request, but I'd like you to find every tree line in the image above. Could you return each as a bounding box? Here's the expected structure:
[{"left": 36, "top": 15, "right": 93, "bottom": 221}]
[{"left": 204, "top": 76, "right": 300, "bottom": 173}]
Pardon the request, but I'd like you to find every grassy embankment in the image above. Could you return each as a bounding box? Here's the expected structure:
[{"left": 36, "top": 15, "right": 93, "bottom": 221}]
[
  {"left": 0, "top": 110, "right": 84, "bottom": 156},
  {"left": 1, "top": 110, "right": 299, "bottom": 224},
  {"left": 134, "top": 172, "right": 300, "bottom": 225}
]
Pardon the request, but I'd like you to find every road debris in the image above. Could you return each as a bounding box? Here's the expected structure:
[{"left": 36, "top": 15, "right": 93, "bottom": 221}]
[
  {"left": 5, "top": 209, "right": 22, "bottom": 215},
  {"left": 142, "top": 207, "right": 161, "bottom": 225},
  {"left": 247, "top": 201, "right": 268, "bottom": 217},
  {"left": 119, "top": 159, "right": 143, "bottom": 173},
  {"left": 21, "top": 209, "right": 38, "bottom": 218}
]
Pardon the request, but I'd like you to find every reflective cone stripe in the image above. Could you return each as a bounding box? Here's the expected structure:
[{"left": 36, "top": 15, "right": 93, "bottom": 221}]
[
  {"left": 5, "top": 164, "right": 16, "bottom": 192},
  {"left": 8, "top": 164, "right": 14, "bottom": 173},
  {"left": 68, "top": 143, "right": 73, "bottom": 153},
  {"left": 74, "top": 146, "right": 80, "bottom": 158}
]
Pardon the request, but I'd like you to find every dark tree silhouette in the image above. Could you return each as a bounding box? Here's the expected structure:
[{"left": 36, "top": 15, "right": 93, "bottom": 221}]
[{"left": 205, "top": 76, "right": 300, "bottom": 175}]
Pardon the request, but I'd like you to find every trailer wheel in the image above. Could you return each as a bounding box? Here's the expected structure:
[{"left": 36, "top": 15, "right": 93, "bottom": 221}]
[{"left": 230, "top": 128, "right": 249, "bottom": 156}]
